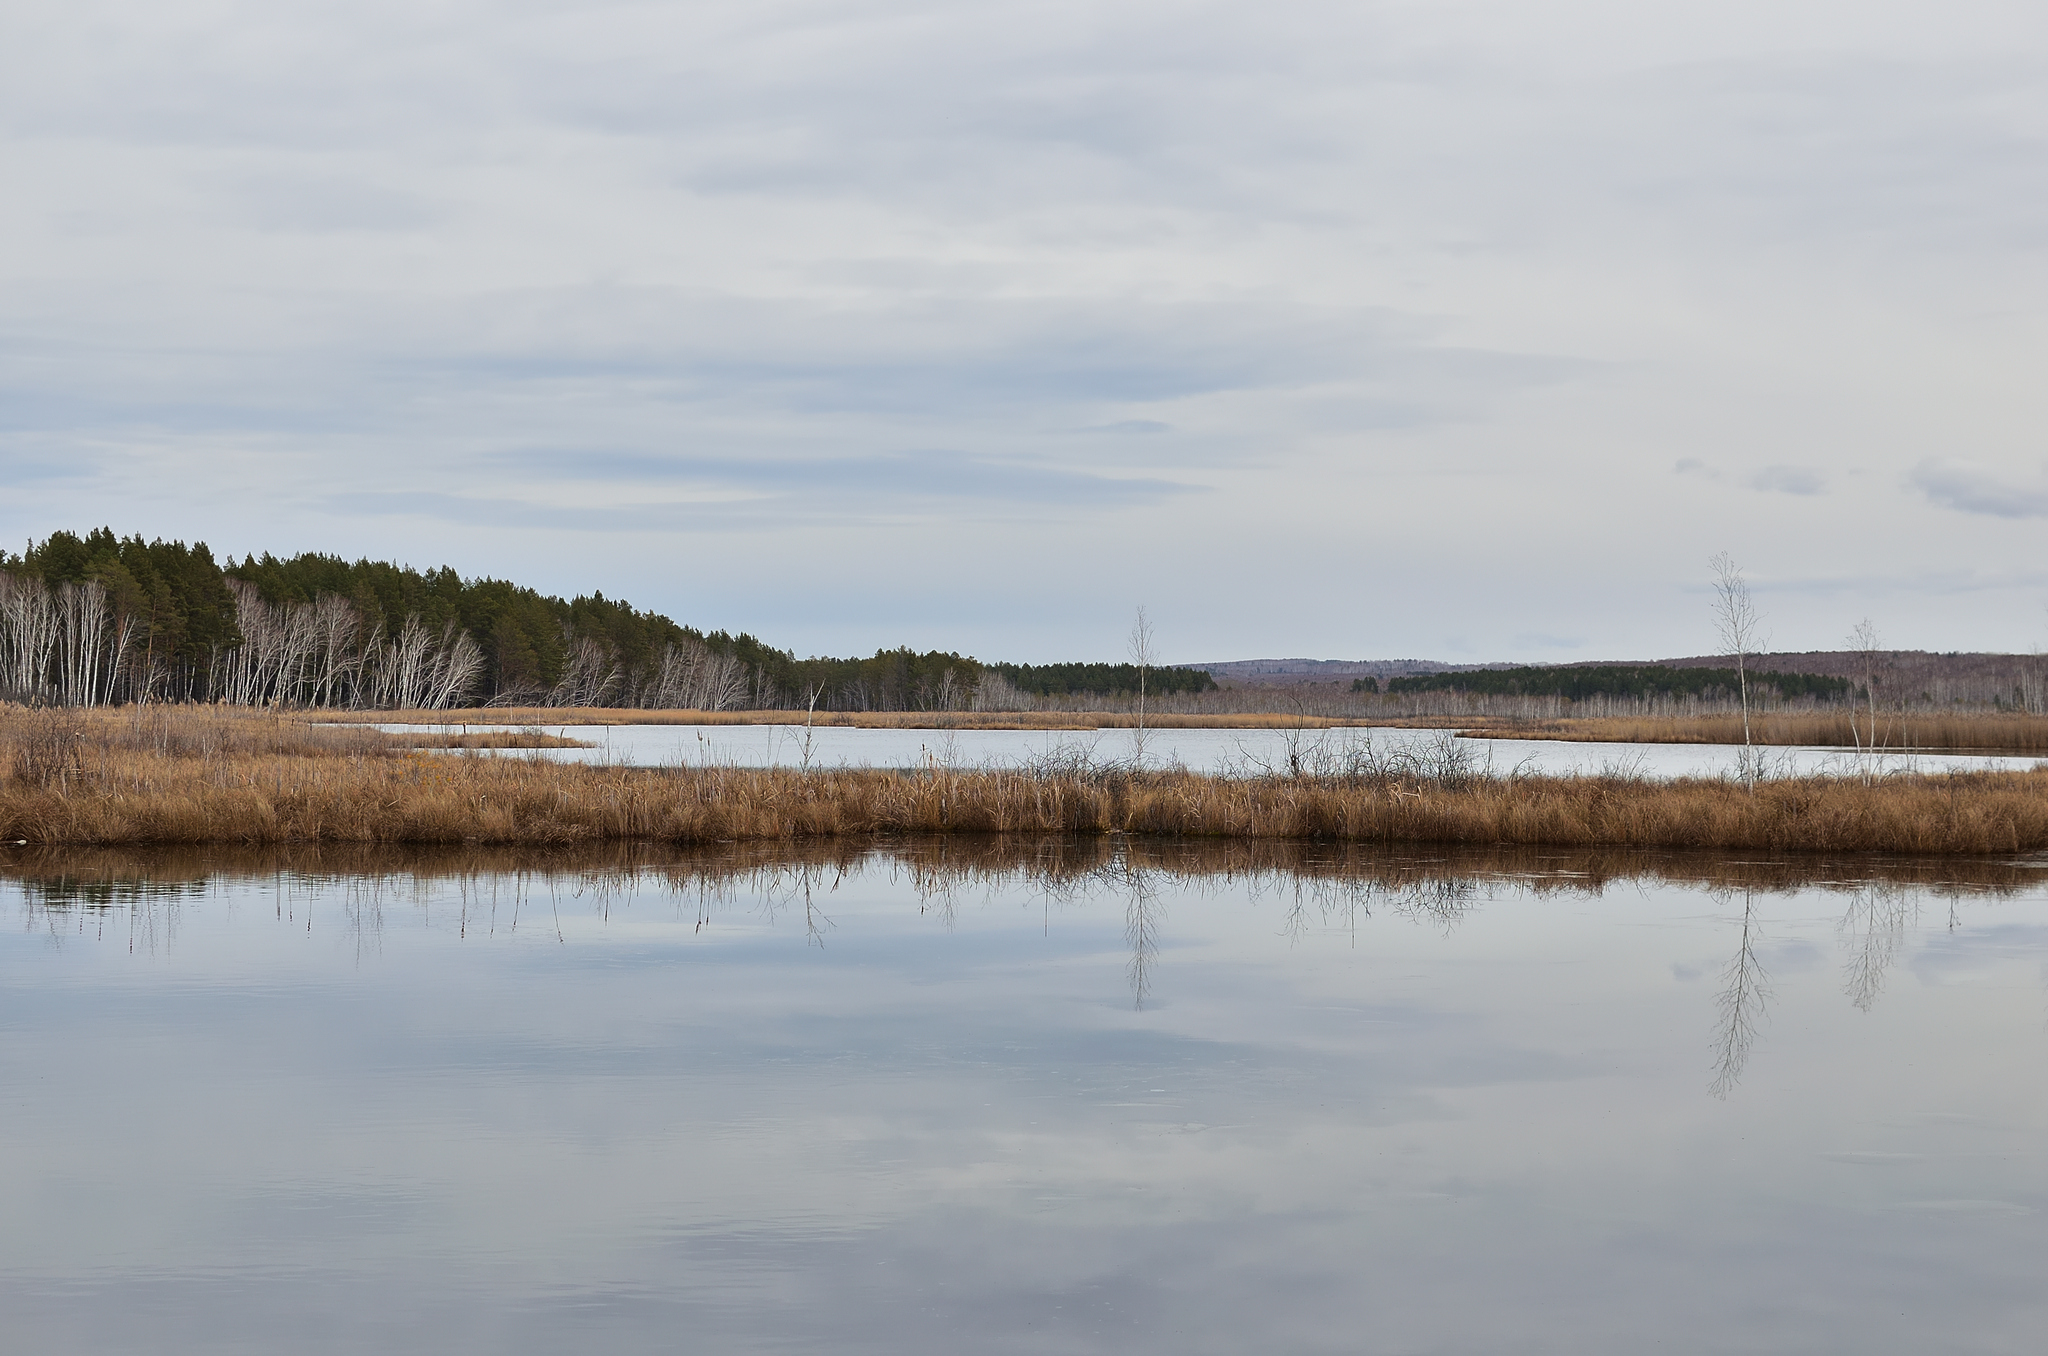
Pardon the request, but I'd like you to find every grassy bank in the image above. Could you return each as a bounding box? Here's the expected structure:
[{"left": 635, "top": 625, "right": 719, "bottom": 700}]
[
  {"left": 1491, "top": 710, "right": 2048, "bottom": 753},
  {"left": 6, "top": 706, "right": 2048, "bottom": 854}
]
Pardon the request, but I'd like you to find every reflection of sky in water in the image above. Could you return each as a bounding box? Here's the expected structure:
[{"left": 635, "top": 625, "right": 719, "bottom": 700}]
[
  {"left": 384, "top": 721, "right": 2048, "bottom": 781},
  {"left": 4, "top": 854, "right": 2048, "bottom": 1353}
]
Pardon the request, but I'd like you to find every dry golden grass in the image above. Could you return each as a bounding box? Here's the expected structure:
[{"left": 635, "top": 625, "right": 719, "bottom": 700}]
[
  {"left": 5, "top": 705, "right": 2048, "bottom": 855},
  {"left": 401, "top": 729, "right": 593, "bottom": 749},
  {"left": 1491, "top": 710, "right": 2048, "bottom": 753},
  {"left": 0, "top": 703, "right": 581, "bottom": 775}
]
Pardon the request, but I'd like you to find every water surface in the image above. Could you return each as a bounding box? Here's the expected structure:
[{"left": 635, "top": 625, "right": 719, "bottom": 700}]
[
  {"left": 5, "top": 840, "right": 2047, "bottom": 1353},
  {"left": 390, "top": 720, "right": 2046, "bottom": 779}
]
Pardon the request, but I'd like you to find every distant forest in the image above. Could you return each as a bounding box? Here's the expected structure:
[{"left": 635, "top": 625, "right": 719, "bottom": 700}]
[
  {"left": 0, "top": 529, "right": 1213, "bottom": 711},
  {"left": 1379, "top": 664, "right": 1853, "bottom": 702}
]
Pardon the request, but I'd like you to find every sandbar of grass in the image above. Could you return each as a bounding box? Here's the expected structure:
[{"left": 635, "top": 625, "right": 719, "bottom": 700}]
[{"left": 6, "top": 706, "right": 2048, "bottom": 855}]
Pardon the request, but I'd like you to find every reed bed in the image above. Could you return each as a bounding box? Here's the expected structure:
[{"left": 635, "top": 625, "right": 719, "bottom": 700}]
[
  {"left": 5, "top": 706, "right": 2048, "bottom": 854},
  {"left": 1497, "top": 710, "right": 2048, "bottom": 753}
]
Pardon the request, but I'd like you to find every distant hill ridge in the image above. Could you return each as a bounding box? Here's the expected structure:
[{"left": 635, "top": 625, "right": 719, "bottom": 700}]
[
  {"left": 1191, "top": 658, "right": 1515, "bottom": 686},
  {"left": 1196, "top": 651, "right": 2047, "bottom": 707}
]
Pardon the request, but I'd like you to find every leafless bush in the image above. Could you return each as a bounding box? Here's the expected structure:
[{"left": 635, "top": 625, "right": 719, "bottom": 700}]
[
  {"left": 1230, "top": 728, "right": 1494, "bottom": 790},
  {"left": 6, "top": 708, "right": 88, "bottom": 790}
]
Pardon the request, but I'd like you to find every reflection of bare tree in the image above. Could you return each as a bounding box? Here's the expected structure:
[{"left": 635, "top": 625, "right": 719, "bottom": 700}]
[
  {"left": 124, "top": 890, "right": 184, "bottom": 957},
  {"left": 1263, "top": 862, "right": 1476, "bottom": 945},
  {"left": 1710, "top": 888, "right": 1772, "bottom": 1099},
  {"left": 9, "top": 872, "right": 204, "bottom": 954},
  {"left": 1121, "top": 855, "right": 1162, "bottom": 1010},
  {"left": 752, "top": 860, "right": 841, "bottom": 947},
  {"left": 801, "top": 878, "right": 829, "bottom": 947},
  {"left": 341, "top": 877, "right": 386, "bottom": 964},
  {"left": 1839, "top": 880, "right": 1917, "bottom": 1012},
  {"left": 1393, "top": 874, "right": 1481, "bottom": 931}
]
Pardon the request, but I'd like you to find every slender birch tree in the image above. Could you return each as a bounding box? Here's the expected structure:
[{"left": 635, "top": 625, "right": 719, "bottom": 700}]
[
  {"left": 1128, "top": 605, "right": 1154, "bottom": 766},
  {"left": 1709, "top": 553, "right": 1763, "bottom": 792}
]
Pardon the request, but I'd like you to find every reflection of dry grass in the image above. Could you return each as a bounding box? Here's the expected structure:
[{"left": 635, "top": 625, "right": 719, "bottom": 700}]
[
  {"left": 7, "top": 704, "right": 2048, "bottom": 852},
  {"left": 9, "top": 836, "right": 2039, "bottom": 914},
  {"left": 315, "top": 706, "right": 1420, "bottom": 732},
  {"left": 1492, "top": 710, "right": 2048, "bottom": 753}
]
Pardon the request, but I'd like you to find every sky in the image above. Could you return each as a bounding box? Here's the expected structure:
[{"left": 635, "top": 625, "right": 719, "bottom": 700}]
[{"left": 3, "top": 0, "right": 2046, "bottom": 665}]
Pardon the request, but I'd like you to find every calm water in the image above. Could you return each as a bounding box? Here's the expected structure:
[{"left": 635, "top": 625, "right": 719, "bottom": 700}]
[
  {"left": 388, "top": 720, "right": 2046, "bottom": 779},
  {"left": 6, "top": 840, "right": 2048, "bottom": 1354}
]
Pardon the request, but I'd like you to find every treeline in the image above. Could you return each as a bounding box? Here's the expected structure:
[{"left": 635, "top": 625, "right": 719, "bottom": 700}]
[
  {"left": 991, "top": 662, "right": 1216, "bottom": 698},
  {"left": 0, "top": 529, "right": 1214, "bottom": 712},
  {"left": 1382, "top": 664, "right": 1852, "bottom": 702}
]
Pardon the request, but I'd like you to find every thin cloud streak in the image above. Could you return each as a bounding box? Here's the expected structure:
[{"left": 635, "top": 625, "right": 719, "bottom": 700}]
[
  {"left": 1909, "top": 462, "right": 2048, "bottom": 520},
  {"left": 481, "top": 451, "right": 1201, "bottom": 508}
]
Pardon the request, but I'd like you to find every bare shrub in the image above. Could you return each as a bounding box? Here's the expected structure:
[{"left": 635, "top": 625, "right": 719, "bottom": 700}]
[{"left": 7, "top": 708, "right": 87, "bottom": 790}]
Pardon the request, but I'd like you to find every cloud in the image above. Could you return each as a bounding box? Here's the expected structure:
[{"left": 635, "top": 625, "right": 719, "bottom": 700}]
[
  {"left": 1909, "top": 461, "right": 2048, "bottom": 518},
  {"left": 481, "top": 450, "right": 1200, "bottom": 511},
  {"left": 1512, "top": 632, "right": 1585, "bottom": 651},
  {"left": 1748, "top": 465, "right": 1826, "bottom": 496},
  {"left": 1080, "top": 421, "right": 1171, "bottom": 435}
]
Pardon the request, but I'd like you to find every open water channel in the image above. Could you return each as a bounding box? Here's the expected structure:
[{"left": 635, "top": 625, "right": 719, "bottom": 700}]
[
  {"left": 4, "top": 839, "right": 2046, "bottom": 1353},
  {"left": 388, "top": 721, "right": 2047, "bottom": 779}
]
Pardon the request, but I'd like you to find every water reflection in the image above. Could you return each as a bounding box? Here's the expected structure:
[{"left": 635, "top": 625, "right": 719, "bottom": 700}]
[
  {"left": 1710, "top": 888, "right": 1772, "bottom": 1099},
  {"left": 4, "top": 838, "right": 2048, "bottom": 1355},
  {"left": 1840, "top": 879, "right": 1917, "bottom": 1012},
  {"left": 11, "top": 836, "right": 2044, "bottom": 902},
  {"left": 10, "top": 837, "right": 2044, "bottom": 1084},
  {"left": 1115, "top": 845, "right": 1163, "bottom": 1010}
]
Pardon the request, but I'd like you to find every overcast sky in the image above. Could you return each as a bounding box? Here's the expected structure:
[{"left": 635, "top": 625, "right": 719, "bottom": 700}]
[{"left": 4, "top": 0, "right": 2045, "bottom": 663}]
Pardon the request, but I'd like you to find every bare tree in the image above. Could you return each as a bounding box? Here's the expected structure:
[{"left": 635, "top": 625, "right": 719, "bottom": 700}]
[
  {"left": 1, "top": 572, "right": 60, "bottom": 702},
  {"left": 2, "top": 573, "right": 140, "bottom": 707},
  {"left": 1128, "top": 605, "right": 1154, "bottom": 766},
  {"left": 101, "top": 607, "right": 139, "bottom": 707},
  {"left": 1709, "top": 553, "right": 1763, "bottom": 791},
  {"left": 548, "top": 635, "right": 621, "bottom": 708},
  {"left": 647, "top": 638, "right": 747, "bottom": 711},
  {"left": 423, "top": 622, "right": 485, "bottom": 709},
  {"left": 1847, "top": 618, "right": 1885, "bottom": 775},
  {"left": 55, "top": 581, "right": 108, "bottom": 706},
  {"left": 381, "top": 615, "right": 437, "bottom": 709},
  {"left": 220, "top": 578, "right": 319, "bottom": 706},
  {"left": 309, "top": 594, "right": 364, "bottom": 708},
  {"left": 797, "top": 676, "right": 827, "bottom": 772}
]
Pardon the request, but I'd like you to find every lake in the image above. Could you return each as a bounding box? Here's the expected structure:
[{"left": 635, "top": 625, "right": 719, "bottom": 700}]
[
  {"left": 5, "top": 839, "right": 2046, "bottom": 1354},
  {"left": 385, "top": 720, "right": 2047, "bottom": 779}
]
